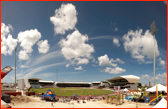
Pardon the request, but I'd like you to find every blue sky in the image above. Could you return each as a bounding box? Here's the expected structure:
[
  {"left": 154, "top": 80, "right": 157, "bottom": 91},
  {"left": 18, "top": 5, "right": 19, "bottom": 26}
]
[{"left": 1, "top": 1, "right": 167, "bottom": 84}]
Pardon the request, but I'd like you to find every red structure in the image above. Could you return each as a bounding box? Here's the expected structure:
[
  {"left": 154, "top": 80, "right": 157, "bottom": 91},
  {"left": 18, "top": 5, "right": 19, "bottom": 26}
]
[{"left": 1, "top": 66, "right": 12, "bottom": 79}]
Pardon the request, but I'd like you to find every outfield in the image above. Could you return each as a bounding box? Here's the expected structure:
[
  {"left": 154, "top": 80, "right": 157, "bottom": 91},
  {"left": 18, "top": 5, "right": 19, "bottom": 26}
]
[{"left": 30, "top": 88, "right": 113, "bottom": 96}]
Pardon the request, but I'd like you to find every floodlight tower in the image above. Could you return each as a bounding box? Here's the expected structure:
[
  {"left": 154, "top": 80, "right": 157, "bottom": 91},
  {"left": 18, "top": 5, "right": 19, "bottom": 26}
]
[
  {"left": 15, "top": 42, "right": 18, "bottom": 88},
  {"left": 150, "top": 20, "right": 158, "bottom": 86}
]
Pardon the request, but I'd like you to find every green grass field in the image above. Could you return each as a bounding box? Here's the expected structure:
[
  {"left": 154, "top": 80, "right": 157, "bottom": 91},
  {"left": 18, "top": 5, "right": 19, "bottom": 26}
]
[{"left": 30, "top": 88, "right": 113, "bottom": 97}]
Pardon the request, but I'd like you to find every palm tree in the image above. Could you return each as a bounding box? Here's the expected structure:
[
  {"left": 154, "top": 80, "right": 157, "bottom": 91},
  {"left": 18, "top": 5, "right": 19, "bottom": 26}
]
[
  {"left": 106, "top": 95, "right": 109, "bottom": 103},
  {"left": 111, "top": 95, "right": 115, "bottom": 104},
  {"left": 122, "top": 94, "right": 124, "bottom": 103},
  {"left": 116, "top": 94, "right": 121, "bottom": 106}
]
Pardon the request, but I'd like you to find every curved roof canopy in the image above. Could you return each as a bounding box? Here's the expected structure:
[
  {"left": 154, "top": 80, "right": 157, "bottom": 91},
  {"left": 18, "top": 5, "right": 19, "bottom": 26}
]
[
  {"left": 106, "top": 75, "right": 140, "bottom": 83},
  {"left": 56, "top": 82, "right": 91, "bottom": 84},
  {"left": 28, "top": 78, "right": 41, "bottom": 80},
  {"left": 39, "top": 80, "right": 54, "bottom": 83}
]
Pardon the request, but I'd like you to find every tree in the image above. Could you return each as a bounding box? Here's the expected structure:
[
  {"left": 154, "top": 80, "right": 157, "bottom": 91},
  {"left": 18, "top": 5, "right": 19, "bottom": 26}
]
[
  {"left": 116, "top": 95, "right": 121, "bottom": 106},
  {"left": 121, "top": 94, "right": 124, "bottom": 103},
  {"left": 111, "top": 95, "right": 115, "bottom": 104},
  {"left": 137, "top": 83, "right": 142, "bottom": 88},
  {"left": 106, "top": 95, "right": 109, "bottom": 103},
  {"left": 141, "top": 88, "right": 145, "bottom": 92}
]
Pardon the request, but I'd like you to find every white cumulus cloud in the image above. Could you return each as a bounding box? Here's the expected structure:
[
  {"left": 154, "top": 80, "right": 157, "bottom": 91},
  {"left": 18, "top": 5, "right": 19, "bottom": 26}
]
[
  {"left": 98, "top": 54, "right": 118, "bottom": 67},
  {"left": 98, "top": 54, "right": 113, "bottom": 66},
  {"left": 113, "top": 38, "right": 120, "bottom": 47},
  {"left": 114, "top": 27, "right": 118, "bottom": 31},
  {"left": 66, "top": 64, "right": 70, "bottom": 67},
  {"left": 37, "top": 40, "right": 50, "bottom": 53},
  {"left": 58, "top": 29, "right": 94, "bottom": 65},
  {"left": 123, "top": 29, "right": 160, "bottom": 62},
  {"left": 1, "top": 23, "right": 17, "bottom": 56},
  {"left": 111, "top": 58, "right": 125, "bottom": 64},
  {"left": 50, "top": 3, "right": 78, "bottom": 35},
  {"left": 77, "top": 58, "right": 89, "bottom": 65},
  {"left": 155, "top": 72, "right": 167, "bottom": 81},
  {"left": 104, "top": 67, "right": 126, "bottom": 74},
  {"left": 92, "top": 64, "right": 97, "bottom": 67},
  {"left": 141, "top": 72, "right": 167, "bottom": 82},
  {"left": 18, "top": 29, "right": 41, "bottom": 60},
  {"left": 18, "top": 50, "right": 29, "bottom": 60},
  {"left": 158, "top": 57, "right": 166, "bottom": 69},
  {"left": 1, "top": 23, "right": 13, "bottom": 39},
  {"left": 141, "top": 74, "right": 152, "bottom": 81},
  {"left": 75, "top": 66, "right": 83, "bottom": 70}
]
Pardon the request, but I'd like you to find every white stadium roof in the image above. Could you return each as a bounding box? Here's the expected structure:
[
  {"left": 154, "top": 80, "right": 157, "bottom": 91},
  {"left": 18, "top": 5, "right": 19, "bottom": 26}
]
[
  {"left": 39, "top": 80, "right": 54, "bottom": 83},
  {"left": 106, "top": 75, "right": 140, "bottom": 83},
  {"left": 92, "top": 81, "right": 101, "bottom": 83},
  {"left": 56, "top": 82, "right": 92, "bottom": 84}
]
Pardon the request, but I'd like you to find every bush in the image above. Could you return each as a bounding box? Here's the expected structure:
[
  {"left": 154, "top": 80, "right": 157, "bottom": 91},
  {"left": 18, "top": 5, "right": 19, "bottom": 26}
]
[
  {"left": 117, "top": 95, "right": 121, "bottom": 101},
  {"left": 111, "top": 95, "right": 115, "bottom": 104},
  {"left": 141, "top": 88, "right": 145, "bottom": 91},
  {"left": 107, "top": 95, "right": 109, "bottom": 100}
]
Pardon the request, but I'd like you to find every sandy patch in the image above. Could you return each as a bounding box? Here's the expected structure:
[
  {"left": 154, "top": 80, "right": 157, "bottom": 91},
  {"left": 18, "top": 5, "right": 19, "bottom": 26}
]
[
  {"left": 10, "top": 95, "right": 38, "bottom": 104},
  {"left": 7, "top": 96, "right": 154, "bottom": 108}
]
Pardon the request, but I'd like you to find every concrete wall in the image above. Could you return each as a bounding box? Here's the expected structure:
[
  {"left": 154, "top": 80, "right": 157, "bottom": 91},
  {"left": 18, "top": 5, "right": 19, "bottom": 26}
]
[
  {"left": 1, "top": 89, "right": 16, "bottom": 93},
  {"left": 18, "top": 79, "right": 24, "bottom": 90},
  {"left": 26, "top": 79, "right": 40, "bottom": 88},
  {"left": 129, "top": 83, "right": 137, "bottom": 89}
]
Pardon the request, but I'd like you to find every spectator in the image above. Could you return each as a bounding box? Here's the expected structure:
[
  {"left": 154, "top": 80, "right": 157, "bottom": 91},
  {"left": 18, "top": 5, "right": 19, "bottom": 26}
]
[
  {"left": 162, "top": 91, "right": 164, "bottom": 95},
  {"left": 51, "top": 101, "right": 53, "bottom": 107}
]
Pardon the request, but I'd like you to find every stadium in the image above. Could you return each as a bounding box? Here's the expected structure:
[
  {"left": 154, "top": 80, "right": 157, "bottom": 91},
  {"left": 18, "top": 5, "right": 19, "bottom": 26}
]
[
  {"left": 106, "top": 75, "right": 140, "bottom": 89},
  {"left": 25, "top": 75, "right": 140, "bottom": 90},
  {"left": 22, "top": 75, "right": 140, "bottom": 97},
  {"left": 26, "top": 78, "right": 110, "bottom": 89},
  {"left": 26, "top": 75, "right": 138, "bottom": 88},
  {"left": 2, "top": 68, "right": 167, "bottom": 108}
]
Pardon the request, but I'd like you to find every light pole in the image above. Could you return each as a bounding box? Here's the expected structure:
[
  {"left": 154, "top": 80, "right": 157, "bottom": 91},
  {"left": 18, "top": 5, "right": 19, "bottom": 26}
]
[
  {"left": 56, "top": 69, "right": 58, "bottom": 82},
  {"left": 150, "top": 20, "right": 158, "bottom": 86},
  {"left": 15, "top": 42, "right": 18, "bottom": 88},
  {"left": 101, "top": 67, "right": 103, "bottom": 82}
]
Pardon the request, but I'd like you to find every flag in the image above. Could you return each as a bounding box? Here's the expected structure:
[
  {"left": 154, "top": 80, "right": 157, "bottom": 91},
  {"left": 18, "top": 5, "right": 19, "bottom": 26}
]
[
  {"left": 155, "top": 84, "right": 158, "bottom": 97},
  {"left": 156, "top": 84, "right": 158, "bottom": 97}
]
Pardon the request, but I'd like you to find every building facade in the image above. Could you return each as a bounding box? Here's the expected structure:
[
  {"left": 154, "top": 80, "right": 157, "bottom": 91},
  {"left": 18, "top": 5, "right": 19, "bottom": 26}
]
[{"left": 26, "top": 78, "right": 40, "bottom": 88}]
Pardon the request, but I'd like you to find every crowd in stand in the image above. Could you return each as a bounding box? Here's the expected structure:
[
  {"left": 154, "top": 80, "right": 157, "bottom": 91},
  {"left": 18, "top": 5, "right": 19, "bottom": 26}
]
[
  {"left": 38, "top": 94, "right": 107, "bottom": 104},
  {"left": 55, "top": 95, "right": 106, "bottom": 104}
]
